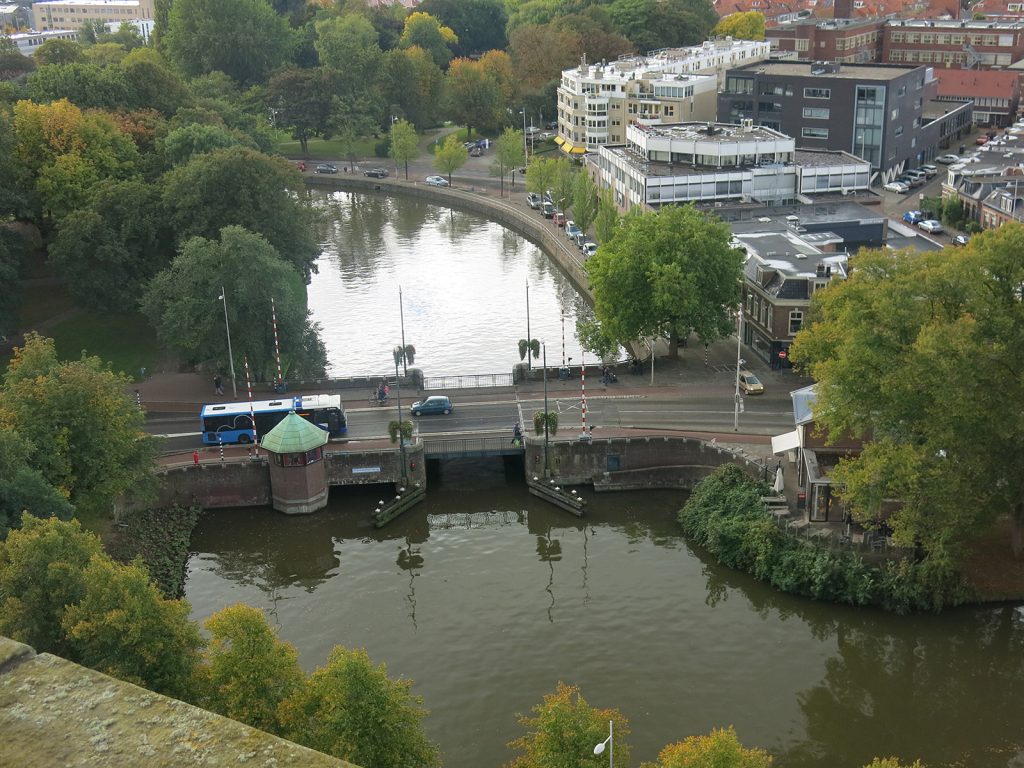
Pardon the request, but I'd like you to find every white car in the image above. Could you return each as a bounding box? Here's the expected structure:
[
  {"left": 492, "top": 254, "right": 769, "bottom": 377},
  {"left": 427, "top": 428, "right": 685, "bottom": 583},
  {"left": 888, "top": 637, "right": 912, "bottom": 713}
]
[
  {"left": 936, "top": 154, "right": 960, "bottom": 164},
  {"left": 918, "top": 219, "right": 944, "bottom": 234},
  {"left": 582, "top": 242, "right": 598, "bottom": 258},
  {"left": 919, "top": 164, "right": 938, "bottom": 177},
  {"left": 425, "top": 175, "right": 449, "bottom": 187},
  {"left": 883, "top": 180, "right": 910, "bottom": 194}
]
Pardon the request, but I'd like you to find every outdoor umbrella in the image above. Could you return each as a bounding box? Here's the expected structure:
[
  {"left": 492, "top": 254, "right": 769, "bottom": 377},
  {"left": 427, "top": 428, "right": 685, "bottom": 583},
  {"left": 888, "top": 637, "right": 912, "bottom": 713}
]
[{"left": 773, "top": 465, "right": 785, "bottom": 494}]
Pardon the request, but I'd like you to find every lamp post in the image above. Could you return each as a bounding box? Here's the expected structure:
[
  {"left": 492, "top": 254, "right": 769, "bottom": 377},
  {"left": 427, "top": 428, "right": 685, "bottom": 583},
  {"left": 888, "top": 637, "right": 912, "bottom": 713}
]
[
  {"left": 520, "top": 108, "right": 528, "bottom": 162},
  {"left": 217, "top": 286, "right": 238, "bottom": 398},
  {"left": 593, "top": 720, "right": 613, "bottom": 768},
  {"left": 394, "top": 352, "right": 408, "bottom": 485},
  {"left": 734, "top": 307, "right": 744, "bottom": 432},
  {"left": 543, "top": 343, "right": 550, "bottom": 477}
]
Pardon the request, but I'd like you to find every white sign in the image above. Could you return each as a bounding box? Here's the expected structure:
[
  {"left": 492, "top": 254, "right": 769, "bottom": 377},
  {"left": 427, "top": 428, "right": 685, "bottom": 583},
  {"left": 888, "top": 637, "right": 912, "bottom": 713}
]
[{"left": 352, "top": 466, "right": 381, "bottom": 475}]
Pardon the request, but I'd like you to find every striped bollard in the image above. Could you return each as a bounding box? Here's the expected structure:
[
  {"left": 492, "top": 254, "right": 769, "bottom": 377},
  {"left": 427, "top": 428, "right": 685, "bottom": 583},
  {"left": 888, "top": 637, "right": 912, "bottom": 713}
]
[
  {"left": 218, "top": 433, "right": 224, "bottom": 462},
  {"left": 244, "top": 357, "right": 259, "bottom": 456},
  {"left": 580, "top": 354, "right": 589, "bottom": 441},
  {"left": 271, "top": 298, "right": 283, "bottom": 389}
]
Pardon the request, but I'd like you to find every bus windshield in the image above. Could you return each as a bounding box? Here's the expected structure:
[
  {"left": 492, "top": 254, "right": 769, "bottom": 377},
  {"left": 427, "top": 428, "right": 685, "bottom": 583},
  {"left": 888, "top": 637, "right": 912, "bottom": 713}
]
[{"left": 200, "top": 394, "right": 347, "bottom": 445}]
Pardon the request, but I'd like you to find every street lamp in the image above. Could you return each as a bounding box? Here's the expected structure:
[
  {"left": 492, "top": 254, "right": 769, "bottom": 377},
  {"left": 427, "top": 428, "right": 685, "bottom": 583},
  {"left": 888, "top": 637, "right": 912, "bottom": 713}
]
[
  {"left": 593, "top": 720, "right": 613, "bottom": 768},
  {"left": 733, "top": 307, "right": 744, "bottom": 432},
  {"left": 394, "top": 351, "right": 408, "bottom": 485},
  {"left": 519, "top": 108, "right": 528, "bottom": 162},
  {"left": 543, "top": 343, "right": 550, "bottom": 477},
  {"left": 217, "top": 286, "right": 238, "bottom": 398},
  {"left": 526, "top": 280, "right": 532, "bottom": 371}
]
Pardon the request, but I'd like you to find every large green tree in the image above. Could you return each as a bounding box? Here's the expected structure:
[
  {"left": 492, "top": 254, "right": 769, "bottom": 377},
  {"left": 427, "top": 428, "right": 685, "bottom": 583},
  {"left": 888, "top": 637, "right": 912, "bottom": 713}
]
[
  {"left": 608, "top": 0, "right": 717, "bottom": 52},
  {"left": 790, "top": 230, "right": 1024, "bottom": 564},
  {"left": 266, "top": 66, "right": 338, "bottom": 155},
  {"left": 198, "top": 603, "right": 304, "bottom": 734},
  {"left": 141, "top": 226, "right": 327, "bottom": 381},
  {"left": 712, "top": 11, "right": 767, "bottom": 40},
  {"left": 643, "top": 726, "right": 772, "bottom": 768},
  {"left": 433, "top": 132, "right": 468, "bottom": 184},
  {"left": 0, "top": 429, "right": 74, "bottom": 537},
  {"left": 586, "top": 205, "right": 742, "bottom": 356},
  {"left": 163, "top": 0, "right": 295, "bottom": 86},
  {"left": 280, "top": 646, "right": 440, "bottom": 768},
  {"left": 418, "top": 0, "right": 508, "bottom": 57},
  {"left": 25, "top": 62, "right": 130, "bottom": 110},
  {"left": 2, "top": 334, "right": 157, "bottom": 519},
  {"left": 594, "top": 187, "right": 620, "bottom": 244},
  {"left": 380, "top": 46, "right": 445, "bottom": 130},
  {"left": 492, "top": 126, "right": 525, "bottom": 197},
  {"left": 571, "top": 170, "right": 599, "bottom": 234},
  {"left": 399, "top": 11, "right": 457, "bottom": 69},
  {"left": 507, "top": 681, "right": 631, "bottom": 768},
  {"left": 508, "top": 23, "right": 582, "bottom": 92},
  {"left": 444, "top": 56, "right": 505, "bottom": 137},
  {"left": 160, "top": 146, "right": 318, "bottom": 278},
  {"left": 389, "top": 118, "right": 419, "bottom": 180}
]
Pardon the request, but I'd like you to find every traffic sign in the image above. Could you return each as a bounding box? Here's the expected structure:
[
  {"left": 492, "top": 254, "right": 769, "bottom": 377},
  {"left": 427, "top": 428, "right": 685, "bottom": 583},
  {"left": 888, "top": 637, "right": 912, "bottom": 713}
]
[{"left": 778, "top": 350, "right": 788, "bottom": 359}]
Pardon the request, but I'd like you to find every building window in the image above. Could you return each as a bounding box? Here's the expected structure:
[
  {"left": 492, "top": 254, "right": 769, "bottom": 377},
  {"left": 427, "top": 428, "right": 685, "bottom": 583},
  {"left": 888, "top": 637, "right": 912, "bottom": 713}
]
[
  {"left": 804, "top": 87, "right": 831, "bottom": 99},
  {"left": 789, "top": 310, "right": 803, "bottom": 335},
  {"left": 802, "top": 107, "right": 830, "bottom": 119},
  {"left": 802, "top": 127, "right": 829, "bottom": 139}
]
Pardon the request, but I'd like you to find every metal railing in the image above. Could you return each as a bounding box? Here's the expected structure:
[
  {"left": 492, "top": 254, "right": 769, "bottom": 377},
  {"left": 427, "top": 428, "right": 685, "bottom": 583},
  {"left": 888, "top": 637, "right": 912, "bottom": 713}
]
[
  {"left": 423, "top": 436, "right": 523, "bottom": 459},
  {"left": 421, "top": 373, "right": 513, "bottom": 390}
]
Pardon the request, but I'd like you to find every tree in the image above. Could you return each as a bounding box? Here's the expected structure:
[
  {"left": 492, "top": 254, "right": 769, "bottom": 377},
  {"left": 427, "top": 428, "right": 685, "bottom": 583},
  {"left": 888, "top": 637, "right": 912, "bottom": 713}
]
[
  {"left": 160, "top": 146, "right": 318, "bottom": 278},
  {"left": 163, "top": 0, "right": 295, "bottom": 86},
  {"left": 266, "top": 66, "right": 337, "bottom": 156},
  {"left": 493, "top": 127, "right": 525, "bottom": 197},
  {"left": 62, "top": 554, "right": 203, "bottom": 701},
  {"left": 525, "top": 156, "right": 564, "bottom": 197},
  {"left": 433, "top": 133, "right": 468, "bottom": 184},
  {"left": 507, "top": 681, "right": 630, "bottom": 768},
  {"left": 594, "top": 187, "right": 620, "bottom": 244},
  {"left": 608, "top": 0, "right": 718, "bottom": 52},
  {"left": 712, "top": 11, "right": 766, "bottom": 40},
  {"left": 142, "top": 226, "right": 326, "bottom": 380},
  {"left": 550, "top": 159, "right": 576, "bottom": 216},
  {"left": 478, "top": 49, "right": 516, "bottom": 106},
  {"left": 417, "top": 0, "right": 508, "bottom": 57},
  {"left": 0, "top": 36, "right": 35, "bottom": 81},
  {"left": 790, "top": 231, "right": 1024, "bottom": 564},
  {"left": 120, "top": 48, "right": 192, "bottom": 117},
  {"left": 0, "top": 429, "right": 74, "bottom": 537},
  {"left": 393, "top": 343, "right": 416, "bottom": 375},
  {"left": 314, "top": 13, "right": 383, "bottom": 130},
  {"left": 0, "top": 516, "right": 100, "bottom": 656},
  {"left": 518, "top": 338, "right": 540, "bottom": 367},
  {"left": 33, "top": 38, "right": 85, "bottom": 66},
  {"left": 533, "top": 410, "right": 558, "bottom": 437},
  {"left": 2, "top": 334, "right": 158, "bottom": 520},
  {"left": 388, "top": 420, "right": 414, "bottom": 444},
  {"left": 571, "top": 170, "right": 599, "bottom": 234},
  {"left": 399, "top": 11, "right": 457, "bottom": 69},
  {"left": 381, "top": 46, "right": 445, "bottom": 130},
  {"left": 198, "top": 604, "right": 304, "bottom": 734},
  {"left": 509, "top": 24, "right": 583, "bottom": 92},
  {"left": 159, "top": 122, "right": 246, "bottom": 166},
  {"left": 445, "top": 57, "right": 505, "bottom": 137},
  {"left": 643, "top": 726, "right": 772, "bottom": 768},
  {"left": 861, "top": 760, "right": 925, "bottom": 768},
  {"left": 555, "top": 9, "right": 634, "bottom": 64},
  {"left": 389, "top": 118, "right": 419, "bottom": 180},
  {"left": 586, "top": 205, "right": 743, "bottom": 356},
  {"left": 279, "top": 646, "right": 440, "bottom": 768}
]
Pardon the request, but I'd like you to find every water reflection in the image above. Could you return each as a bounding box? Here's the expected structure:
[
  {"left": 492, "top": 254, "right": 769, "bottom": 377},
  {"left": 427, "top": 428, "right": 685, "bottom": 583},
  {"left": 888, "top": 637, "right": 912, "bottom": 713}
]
[
  {"left": 307, "top": 190, "right": 597, "bottom": 376},
  {"left": 186, "top": 470, "right": 1024, "bottom": 768}
]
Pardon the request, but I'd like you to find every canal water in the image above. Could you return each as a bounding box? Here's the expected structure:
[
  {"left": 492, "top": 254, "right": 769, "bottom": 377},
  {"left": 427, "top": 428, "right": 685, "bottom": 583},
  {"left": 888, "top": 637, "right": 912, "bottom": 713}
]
[
  {"left": 185, "top": 462, "right": 1024, "bottom": 768},
  {"left": 307, "top": 190, "right": 596, "bottom": 377}
]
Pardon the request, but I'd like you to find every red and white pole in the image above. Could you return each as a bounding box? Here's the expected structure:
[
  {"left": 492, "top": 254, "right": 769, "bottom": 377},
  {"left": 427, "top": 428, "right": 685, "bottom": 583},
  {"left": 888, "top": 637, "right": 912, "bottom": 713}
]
[
  {"left": 271, "top": 297, "right": 283, "bottom": 387},
  {"left": 580, "top": 351, "right": 588, "bottom": 439},
  {"left": 244, "top": 356, "right": 259, "bottom": 454},
  {"left": 561, "top": 310, "right": 566, "bottom": 368}
]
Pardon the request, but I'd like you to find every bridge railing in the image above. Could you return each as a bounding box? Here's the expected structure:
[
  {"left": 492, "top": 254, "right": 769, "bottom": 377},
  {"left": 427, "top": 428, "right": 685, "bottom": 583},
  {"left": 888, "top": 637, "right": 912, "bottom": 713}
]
[
  {"left": 421, "top": 373, "right": 513, "bottom": 390},
  {"left": 423, "top": 436, "right": 522, "bottom": 458}
]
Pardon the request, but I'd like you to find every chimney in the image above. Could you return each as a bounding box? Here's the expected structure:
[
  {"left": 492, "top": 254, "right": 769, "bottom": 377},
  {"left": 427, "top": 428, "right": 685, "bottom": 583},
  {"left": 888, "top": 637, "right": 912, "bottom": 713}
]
[
  {"left": 833, "top": 0, "right": 853, "bottom": 18},
  {"left": 816, "top": 263, "right": 826, "bottom": 277},
  {"left": 825, "top": 265, "right": 832, "bottom": 277}
]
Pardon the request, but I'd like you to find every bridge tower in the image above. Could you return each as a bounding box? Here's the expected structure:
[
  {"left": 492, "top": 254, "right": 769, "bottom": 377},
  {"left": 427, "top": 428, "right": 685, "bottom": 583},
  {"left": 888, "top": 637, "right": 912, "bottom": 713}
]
[{"left": 261, "top": 411, "right": 329, "bottom": 515}]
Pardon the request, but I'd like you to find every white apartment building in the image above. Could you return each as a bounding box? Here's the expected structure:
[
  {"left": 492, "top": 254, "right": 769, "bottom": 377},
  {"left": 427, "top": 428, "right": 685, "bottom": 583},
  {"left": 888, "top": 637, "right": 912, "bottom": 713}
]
[
  {"left": 556, "top": 38, "right": 771, "bottom": 155},
  {"left": 593, "top": 121, "right": 871, "bottom": 209},
  {"left": 32, "top": 0, "right": 154, "bottom": 31},
  {"left": 8, "top": 28, "right": 79, "bottom": 55}
]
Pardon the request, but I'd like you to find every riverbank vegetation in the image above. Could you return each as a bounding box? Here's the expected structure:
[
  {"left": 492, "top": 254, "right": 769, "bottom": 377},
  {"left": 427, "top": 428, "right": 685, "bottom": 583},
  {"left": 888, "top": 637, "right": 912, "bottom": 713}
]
[
  {"left": 678, "top": 465, "right": 972, "bottom": 613},
  {"left": 107, "top": 504, "right": 203, "bottom": 598}
]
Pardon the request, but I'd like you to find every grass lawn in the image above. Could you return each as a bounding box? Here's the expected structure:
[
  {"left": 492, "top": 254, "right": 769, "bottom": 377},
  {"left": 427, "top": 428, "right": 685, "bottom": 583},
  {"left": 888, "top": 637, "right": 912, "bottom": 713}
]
[
  {"left": 48, "top": 311, "right": 160, "bottom": 381},
  {"left": 275, "top": 135, "right": 383, "bottom": 160},
  {"left": 19, "top": 281, "right": 77, "bottom": 327}
]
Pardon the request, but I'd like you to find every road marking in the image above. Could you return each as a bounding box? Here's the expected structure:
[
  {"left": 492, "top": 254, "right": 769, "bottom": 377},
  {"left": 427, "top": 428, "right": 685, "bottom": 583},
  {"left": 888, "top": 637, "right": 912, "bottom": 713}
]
[{"left": 153, "top": 432, "right": 202, "bottom": 439}]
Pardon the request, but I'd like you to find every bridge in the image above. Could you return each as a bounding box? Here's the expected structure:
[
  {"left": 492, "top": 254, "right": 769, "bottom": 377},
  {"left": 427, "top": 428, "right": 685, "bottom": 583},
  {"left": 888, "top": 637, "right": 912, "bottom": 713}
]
[{"left": 422, "top": 435, "right": 525, "bottom": 459}]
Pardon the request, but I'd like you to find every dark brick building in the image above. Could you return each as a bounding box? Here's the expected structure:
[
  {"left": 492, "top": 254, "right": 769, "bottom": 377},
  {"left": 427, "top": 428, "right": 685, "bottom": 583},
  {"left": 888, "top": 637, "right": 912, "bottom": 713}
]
[
  {"left": 767, "top": 18, "right": 885, "bottom": 63},
  {"left": 882, "top": 19, "right": 1024, "bottom": 69}
]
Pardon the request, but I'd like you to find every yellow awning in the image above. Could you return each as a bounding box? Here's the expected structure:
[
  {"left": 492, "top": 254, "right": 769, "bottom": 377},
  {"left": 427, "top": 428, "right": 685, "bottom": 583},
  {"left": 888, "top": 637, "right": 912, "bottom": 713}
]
[
  {"left": 553, "top": 135, "right": 566, "bottom": 146},
  {"left": 569, "top": 145, "right": 587, "bottom": 155}
]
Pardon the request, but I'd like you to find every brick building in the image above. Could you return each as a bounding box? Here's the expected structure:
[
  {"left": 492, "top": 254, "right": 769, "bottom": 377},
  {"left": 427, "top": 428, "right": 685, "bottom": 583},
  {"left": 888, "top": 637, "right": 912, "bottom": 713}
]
[
  {"left": 768, "top": 17, "right": 885, "bottom": 63},
  {"left": 934, "top": 69, "right": 1021, "bottom": 125},
  {"left": 882, "top": 18, "right": 1024, "bottom": 68}
]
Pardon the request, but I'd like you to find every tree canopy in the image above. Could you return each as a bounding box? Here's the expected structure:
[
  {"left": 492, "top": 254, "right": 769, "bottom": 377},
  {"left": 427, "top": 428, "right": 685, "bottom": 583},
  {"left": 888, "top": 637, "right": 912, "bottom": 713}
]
[
  {"left": 433, "top": 133, "right": 468, "bottom": 183},
  {"left": 643, "top": 726, "right": 772, "bottom": 768},
  {"left": 586, "top": 205, "right": 743, "bottom": 356},
  {"left": 790, "top": 229, "right": 1024, "bottom": 564},
  {"left": 712, "top": 11, "right": 767, "bottom": 40}
]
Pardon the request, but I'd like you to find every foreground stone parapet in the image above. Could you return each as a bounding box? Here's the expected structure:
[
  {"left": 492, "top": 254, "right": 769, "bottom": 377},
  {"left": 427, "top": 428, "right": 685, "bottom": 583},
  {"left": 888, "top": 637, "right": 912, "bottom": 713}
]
[{"left": 0, "top": 637, "right": 355, "bottom": 768}]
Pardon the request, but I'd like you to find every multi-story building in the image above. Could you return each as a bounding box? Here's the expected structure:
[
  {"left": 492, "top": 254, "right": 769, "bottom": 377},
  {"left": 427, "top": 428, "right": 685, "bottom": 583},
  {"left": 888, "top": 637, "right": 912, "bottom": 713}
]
[
  {"left": 718, "top": 60, "right": 973, "bottom": 179},
  {"left": 591, "top": 121, "right": 871, "bottom": 209},
  {"left": 8, "top": 28, "right": 78, "bottom": 55},
  {"left": 934, "top": 69, "right": 1021, "bottom": 126},
  {"left": 556, "top": 38, "right": 771, "bottom": 155},
  {"left": 882, "top": 18, "right": 1024, "bottom": 68},
  {"left": 32, "top": 0, "right": 154, "bottom": 31},
  {"left": 1, "top": 4, "right": 23, "bottom": 30},
  {"left": 768, "top": 18, "right": 885, "bottom": 64}
]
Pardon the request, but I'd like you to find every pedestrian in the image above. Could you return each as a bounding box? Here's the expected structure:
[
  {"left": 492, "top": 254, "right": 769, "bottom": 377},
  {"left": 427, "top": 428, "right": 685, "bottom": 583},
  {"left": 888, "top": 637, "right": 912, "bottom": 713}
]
[
  {"left": 214, "top": 375, "right": 224, "bottom": 395},
  {"left": 512, "top": 422, "right": 522, "bottom": 446},
  {"left": 192, "top": 450, "right": 200, "bottom": 466}
]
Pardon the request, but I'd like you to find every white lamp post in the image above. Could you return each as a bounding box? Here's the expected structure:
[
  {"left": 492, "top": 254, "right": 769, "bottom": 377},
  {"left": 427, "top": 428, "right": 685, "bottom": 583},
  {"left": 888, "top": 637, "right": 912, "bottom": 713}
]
[
  {"left": 593, "top": 719, "right": 613, "bottom": 768},
  {"left": 733, "top": 307, "right": 744, "bottom": 432},
  {"left": 217, "top": 286, "right": 238, "bottom": 398}
]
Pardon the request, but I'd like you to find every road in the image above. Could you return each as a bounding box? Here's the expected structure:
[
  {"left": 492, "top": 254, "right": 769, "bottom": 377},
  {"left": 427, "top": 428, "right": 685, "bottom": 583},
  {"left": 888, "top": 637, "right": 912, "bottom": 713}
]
[{"left": 148, "top": 382, "right": 796, "bottom": 453}]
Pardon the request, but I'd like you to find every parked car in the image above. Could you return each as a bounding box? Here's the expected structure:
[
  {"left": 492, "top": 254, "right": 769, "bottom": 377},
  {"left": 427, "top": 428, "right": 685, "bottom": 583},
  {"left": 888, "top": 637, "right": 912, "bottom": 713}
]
[
  {"left": 918, "top": 219, "right": 944, "bottom": 234},
  {"left": 738, "top": 371, "right": 765, "bottom": 395},
  {"left": 574, "top": 232, "right": 587, "bottom": 248},
  {"left": 902, "top": 210, "right": 924, "bottom": 224},
  {"left": 425, "top": 175, "right": 449, "bottom": 187},
  {"left": 919, "top": 163, "right": 938, "bottom": 177},
  {"left": 583, "top": 242, "right": 598, "bottom": 258},
  {"left": 883, "top": 180, "right": 910, "bottom": 193},
  {"left": 936, "top": 154, "right": 961, "bottom": 164},
  {"left": 565, "top": 221, "right": 582, "bottom": 240},
  {"left": 904, "top": 169, "right": 928, "bottom": 185},
  {"left": 552, "top": 212, "right": 566, "bottom": 227},
  {"left": 314, "top": 163, "right": 337, "bottom": 174},
  {"left": 541, "top": 201, "right": 556, "bottom": 218},
  {"left": 364, "top": 168, "right": 389, "bottom": 178},
  {"left": 526, "top": 192, "right": 542, "bottom": 209},
  {"left": 951, "top": 234, "right": 970, "bottom": 246},
  {"left": 545, "top": 121, "right": 558, "bottom": 130},
  {"left": 897, "top": 174, "right": 923, "bottom": 188},
  {"left": 410, "top": 395, "right": 453, "bottom": 416},
  {"left": 976, "top": 135, "right": 990, "bottom": 145},
  {"left": 469, "top": 146, "right": 483, "bottom": 157}
]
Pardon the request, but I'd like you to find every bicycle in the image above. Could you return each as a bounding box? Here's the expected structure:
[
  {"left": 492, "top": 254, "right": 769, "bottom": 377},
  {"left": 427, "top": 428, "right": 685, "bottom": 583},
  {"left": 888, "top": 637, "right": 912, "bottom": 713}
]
[{"left": 369, "top": 392, "right": 390, "bottom": 406}]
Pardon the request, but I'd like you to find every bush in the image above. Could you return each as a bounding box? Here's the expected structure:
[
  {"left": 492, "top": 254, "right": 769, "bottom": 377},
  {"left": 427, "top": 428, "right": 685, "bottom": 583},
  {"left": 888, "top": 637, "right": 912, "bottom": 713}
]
[
  {"left": 677, "top": 465, "right": 968, "bottom": 613},
  {"left": 374, "top": 139, "right": 390, "bottom": 158}
]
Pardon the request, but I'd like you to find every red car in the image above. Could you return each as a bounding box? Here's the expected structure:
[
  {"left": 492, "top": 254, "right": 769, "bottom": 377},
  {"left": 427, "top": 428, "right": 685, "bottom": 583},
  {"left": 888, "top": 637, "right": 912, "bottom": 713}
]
[
  {"left": 976, "top": 136, "right": 989, "bottom": 145},
  {"left": 552, "top": 212, "right": 566, "bottom": 227}
]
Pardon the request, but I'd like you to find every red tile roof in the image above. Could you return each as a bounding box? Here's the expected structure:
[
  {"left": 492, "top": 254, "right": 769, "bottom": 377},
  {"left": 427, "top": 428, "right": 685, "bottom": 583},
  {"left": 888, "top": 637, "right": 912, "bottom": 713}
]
[{"left": 935, "top": 69, "right": 1022, "bottom": 99}]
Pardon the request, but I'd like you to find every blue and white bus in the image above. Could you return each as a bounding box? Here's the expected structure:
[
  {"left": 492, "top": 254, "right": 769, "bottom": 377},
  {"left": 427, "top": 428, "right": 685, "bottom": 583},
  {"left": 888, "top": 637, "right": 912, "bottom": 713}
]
[{"left": 200, "top": 394, "right": 347, "bottom": 445}]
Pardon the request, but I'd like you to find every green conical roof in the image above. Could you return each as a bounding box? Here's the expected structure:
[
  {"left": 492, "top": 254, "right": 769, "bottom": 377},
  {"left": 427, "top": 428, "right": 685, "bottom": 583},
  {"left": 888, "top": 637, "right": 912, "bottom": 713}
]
[{"left": 261, "top": 411, "right": 329, "bottom": 453}]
